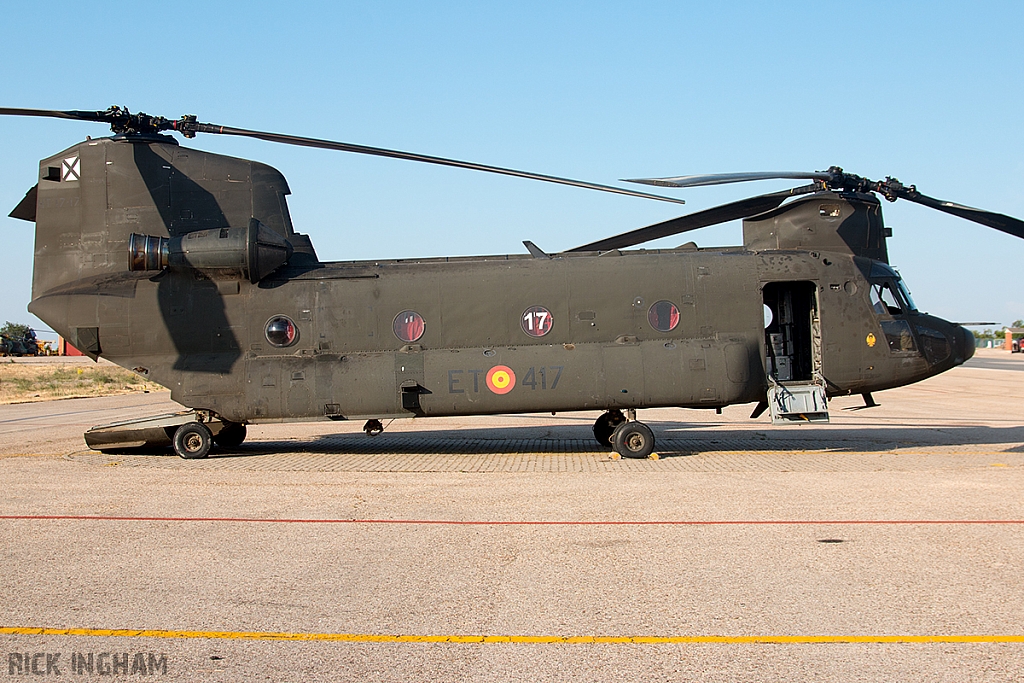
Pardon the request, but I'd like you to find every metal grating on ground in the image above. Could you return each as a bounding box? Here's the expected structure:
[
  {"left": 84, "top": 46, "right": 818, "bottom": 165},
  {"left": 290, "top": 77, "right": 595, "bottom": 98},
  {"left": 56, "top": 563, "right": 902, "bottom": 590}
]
[{"left": 61, "top": 433, "right": 1024, "bottom": 473}]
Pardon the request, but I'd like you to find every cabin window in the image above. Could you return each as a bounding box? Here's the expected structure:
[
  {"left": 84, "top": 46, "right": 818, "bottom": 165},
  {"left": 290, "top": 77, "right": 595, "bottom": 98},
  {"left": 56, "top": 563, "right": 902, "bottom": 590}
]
[
  {"left": 521, "top": 306, "right": 553, "bottom": 337},
  {"left": 265, "top": 316, "right": 298, "bottom": 347},
  {"left": 393, "top": 310, "right": 425, "bottom": 343},
  {"left": 648, "top": 300, "right": 680, "bottom": 332}
]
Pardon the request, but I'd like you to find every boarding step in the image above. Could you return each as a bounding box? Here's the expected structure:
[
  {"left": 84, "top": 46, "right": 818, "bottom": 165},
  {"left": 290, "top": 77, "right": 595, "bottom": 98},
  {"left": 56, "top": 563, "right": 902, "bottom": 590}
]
[{"left": 767, "top": 382, "right": 829, "bottom": 425}]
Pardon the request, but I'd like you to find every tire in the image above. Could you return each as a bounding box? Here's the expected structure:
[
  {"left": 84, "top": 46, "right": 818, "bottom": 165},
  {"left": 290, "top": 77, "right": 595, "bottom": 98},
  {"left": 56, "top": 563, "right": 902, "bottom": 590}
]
[
  {"left": 173, "top": 422, "right": 213, "bottom": 459},
  {"left": 593, "top": 410, "right": 626, "bottom": 447},
  {"left": 612, "top": 421, "right": 655, "bottom": 459},
  {"left": 213, "top": 422, "right": 247, "bottom": 449}
]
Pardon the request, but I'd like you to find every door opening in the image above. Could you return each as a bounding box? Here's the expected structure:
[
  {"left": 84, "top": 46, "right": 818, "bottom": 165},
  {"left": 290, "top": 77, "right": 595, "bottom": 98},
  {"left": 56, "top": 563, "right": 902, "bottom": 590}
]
[
  {"left": 762, "top": 281, "right": 818, "bottom": 383},
  {"left": 762, "top": 281, "right": 828, "bottom": 423}
]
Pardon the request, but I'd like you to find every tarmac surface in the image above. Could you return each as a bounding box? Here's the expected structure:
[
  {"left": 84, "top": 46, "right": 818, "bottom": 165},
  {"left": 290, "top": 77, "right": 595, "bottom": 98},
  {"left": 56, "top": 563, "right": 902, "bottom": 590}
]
[{"left": 2, "top": 348, "right": 1024, "bottom": 681}]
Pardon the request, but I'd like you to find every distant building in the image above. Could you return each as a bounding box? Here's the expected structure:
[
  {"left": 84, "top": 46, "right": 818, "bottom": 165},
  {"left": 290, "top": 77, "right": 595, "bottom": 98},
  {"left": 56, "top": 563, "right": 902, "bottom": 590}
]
[{"left": 57, "top": 337, "right": 85, "bottom": 356}]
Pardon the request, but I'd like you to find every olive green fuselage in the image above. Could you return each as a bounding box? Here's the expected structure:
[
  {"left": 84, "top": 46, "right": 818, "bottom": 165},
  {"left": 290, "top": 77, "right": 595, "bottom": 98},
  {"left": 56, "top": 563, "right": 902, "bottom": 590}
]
[
  {"left": 31, "top": 246, "right": 962, "bottom": 424},
  {"left": 23, "top": 136, "right": 972, "bottom": 425}
]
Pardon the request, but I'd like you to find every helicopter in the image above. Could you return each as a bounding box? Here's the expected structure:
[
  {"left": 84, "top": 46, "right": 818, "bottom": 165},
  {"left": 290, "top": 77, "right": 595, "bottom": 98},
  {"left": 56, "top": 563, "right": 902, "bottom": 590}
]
[
  {"left": 0, "top": 329, "right": 38, "bottom": 357},
  {"left": 4, "top": 106, "right": 1018, "bottom": 460}
]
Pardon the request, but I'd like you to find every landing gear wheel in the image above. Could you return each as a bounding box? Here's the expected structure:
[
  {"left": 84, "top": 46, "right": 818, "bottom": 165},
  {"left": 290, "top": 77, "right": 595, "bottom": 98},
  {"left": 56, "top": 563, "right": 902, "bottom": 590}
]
[
  {"left": 213, "top": 422, "right": 247, "bottom": 449},
  {"left": 173, "top": 422, "right": 213, "bottom": 459},
  {"left": 611, "top": 421, "right": 655, "bottom": 459},
  {"left": 593, "top": 410, "right": 626, "bottom": 448}
]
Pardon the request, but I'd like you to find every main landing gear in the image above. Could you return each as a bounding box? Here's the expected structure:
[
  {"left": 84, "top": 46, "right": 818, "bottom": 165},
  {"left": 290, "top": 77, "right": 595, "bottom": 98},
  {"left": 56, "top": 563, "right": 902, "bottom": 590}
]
[
  {"left": 84, "top": 411, "right": 248, "bottom": 458},
  {"left": 172, "top": 420, "right": 248, "bottom": 459},
  {"left": 593, "top": 409, "right": 657, "bottom": 460},
  {"left": 173, "top": 422, "right": 213, "bottom": 459}
]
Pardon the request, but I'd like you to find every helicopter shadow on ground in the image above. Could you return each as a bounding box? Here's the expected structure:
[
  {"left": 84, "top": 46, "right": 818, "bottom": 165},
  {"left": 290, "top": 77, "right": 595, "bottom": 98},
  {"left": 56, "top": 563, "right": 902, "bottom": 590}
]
[
  {"left": 650, "top": 424, "right": 1024, "bottom": 457},
  {"left": 112, "top": 421, "right": 1024, "bottom": 460}
]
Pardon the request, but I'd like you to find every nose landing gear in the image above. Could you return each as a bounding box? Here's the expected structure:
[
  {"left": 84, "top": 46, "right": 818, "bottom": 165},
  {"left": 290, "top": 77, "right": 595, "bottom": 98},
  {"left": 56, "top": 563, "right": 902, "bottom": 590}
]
[{"left": 593, "top": 409, "right": 658, "bottom": 459}]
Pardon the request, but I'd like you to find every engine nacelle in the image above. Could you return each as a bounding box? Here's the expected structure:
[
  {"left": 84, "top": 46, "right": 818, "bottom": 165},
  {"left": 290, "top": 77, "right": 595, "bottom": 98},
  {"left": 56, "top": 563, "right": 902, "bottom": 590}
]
[{"left": 129, "top": 218, "right": 293, "bottom": 283}]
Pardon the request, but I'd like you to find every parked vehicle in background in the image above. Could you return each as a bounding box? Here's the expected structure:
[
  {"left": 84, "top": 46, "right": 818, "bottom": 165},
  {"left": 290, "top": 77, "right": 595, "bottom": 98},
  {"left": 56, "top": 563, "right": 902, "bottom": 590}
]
[{"left": 0, "top": 330, "right": 39, "bottom": 356}]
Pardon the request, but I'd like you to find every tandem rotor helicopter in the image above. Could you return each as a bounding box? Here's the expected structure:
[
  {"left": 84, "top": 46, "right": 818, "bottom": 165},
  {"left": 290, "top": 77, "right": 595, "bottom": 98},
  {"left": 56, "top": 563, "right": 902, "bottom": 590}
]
[{"left": 3, "top": 106, "right": 1019, "bottom": 459}]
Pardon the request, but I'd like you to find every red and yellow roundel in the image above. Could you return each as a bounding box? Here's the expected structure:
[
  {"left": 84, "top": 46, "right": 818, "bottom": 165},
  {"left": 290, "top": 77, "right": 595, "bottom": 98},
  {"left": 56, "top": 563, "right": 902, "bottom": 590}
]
[{"left": 485, "top": 365, "right": 516, "bottom": 395}]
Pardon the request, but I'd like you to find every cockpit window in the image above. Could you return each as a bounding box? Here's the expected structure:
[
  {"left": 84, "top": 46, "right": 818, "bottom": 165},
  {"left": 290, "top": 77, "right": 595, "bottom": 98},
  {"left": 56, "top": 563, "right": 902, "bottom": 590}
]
[
  {"left": 867, "top": 262, "right": 918, "bottom": 313},
  {"left": 869, "top": 262, "right": 899, "bottom": 279},
  {"left": 896, "top": 279, "right": 918, "bottom": 311},
  {"left": 881, "top": 319, "right": 917, "bottom": 352},
  {"left": 870, "top": 282, "right": 903, "bottom": 316}
]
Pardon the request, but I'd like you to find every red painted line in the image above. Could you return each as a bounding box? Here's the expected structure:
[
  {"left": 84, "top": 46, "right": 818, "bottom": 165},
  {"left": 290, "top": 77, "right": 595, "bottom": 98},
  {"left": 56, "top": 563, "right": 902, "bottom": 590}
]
[{"left": 2, "top": 515, "right": 1024, "bottom": 526}]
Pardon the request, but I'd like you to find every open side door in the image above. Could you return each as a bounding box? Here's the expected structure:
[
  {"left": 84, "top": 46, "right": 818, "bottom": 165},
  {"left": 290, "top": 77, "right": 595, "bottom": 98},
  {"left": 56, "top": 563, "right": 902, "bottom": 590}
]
[{"left": 763, "top": 281, "right": 829, "bottom": 424}]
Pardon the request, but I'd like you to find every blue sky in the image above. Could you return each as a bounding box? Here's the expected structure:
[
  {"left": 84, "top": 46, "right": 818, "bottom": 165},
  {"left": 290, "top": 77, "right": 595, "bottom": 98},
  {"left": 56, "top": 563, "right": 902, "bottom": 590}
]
[{"left": 2, "top": 1, "right": 1022, "bottom": 337}]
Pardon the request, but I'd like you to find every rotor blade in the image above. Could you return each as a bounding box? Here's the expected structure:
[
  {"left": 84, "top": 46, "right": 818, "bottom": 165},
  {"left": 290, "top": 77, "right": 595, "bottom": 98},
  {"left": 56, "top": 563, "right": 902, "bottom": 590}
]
[
  {"left": 565, "top": 185, "right": 816, "bottom": 252},
  {"left": 0, "top": 107, "right": 113, "bottom": 123},
  {"left": 623, "top": 171, "right": 831, "bottom": 189},
  {"left": 899, "top": 190, "right": 1024, "bottom": 240},
  {"left": 0, "top": 107, "right": 686, "bottom": 205},
  {"left": 192, "top": 124, "right": 686, "bottom": 205}
]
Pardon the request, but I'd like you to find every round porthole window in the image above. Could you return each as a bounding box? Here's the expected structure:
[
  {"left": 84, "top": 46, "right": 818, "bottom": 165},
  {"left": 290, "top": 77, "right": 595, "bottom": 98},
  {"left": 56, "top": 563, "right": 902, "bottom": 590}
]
[
  {"left": 265, "top": 316, "right": 298, "bottom": 347},
  {"left": 648, "top": 300, "right": 680, "bottom": 332},
  {"left": 521, "top": 305, "right": 553, "bottom": 337},
  {"left": 394, "top": 310, "right": 425, "bottom": 343}
]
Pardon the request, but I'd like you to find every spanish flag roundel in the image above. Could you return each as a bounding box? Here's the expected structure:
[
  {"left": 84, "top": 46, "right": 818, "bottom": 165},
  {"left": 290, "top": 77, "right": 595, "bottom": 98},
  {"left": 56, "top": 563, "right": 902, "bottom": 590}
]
[{"left": 485, "top": 365, "right": 516, "bottom": 395}]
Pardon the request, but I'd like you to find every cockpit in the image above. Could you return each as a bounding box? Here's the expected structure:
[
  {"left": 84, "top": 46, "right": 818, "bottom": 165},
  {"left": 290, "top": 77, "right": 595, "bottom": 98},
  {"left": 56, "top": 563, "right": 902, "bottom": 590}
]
[{"left": 865, "top": 260, "right": 971, "bottom": 367}]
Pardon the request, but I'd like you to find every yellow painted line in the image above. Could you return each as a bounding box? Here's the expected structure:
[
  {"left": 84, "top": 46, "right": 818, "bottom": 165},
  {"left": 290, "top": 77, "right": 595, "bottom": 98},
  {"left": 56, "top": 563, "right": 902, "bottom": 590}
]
[
  {"left": 880, "top": 452, "right": 1020, "bottom": 457},
  {"left": 2, "top": 627, "right": 1023, "bottom": 644},
  {"left": 714, "top": 451, "right": 1024, "bottom": 458}
]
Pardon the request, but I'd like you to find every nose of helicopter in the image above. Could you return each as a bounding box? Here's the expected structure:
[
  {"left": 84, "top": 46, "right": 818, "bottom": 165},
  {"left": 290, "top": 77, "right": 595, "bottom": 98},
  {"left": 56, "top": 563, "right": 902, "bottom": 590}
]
[{"left": 912, "top": 315, "right": 975, "bottom": 369}]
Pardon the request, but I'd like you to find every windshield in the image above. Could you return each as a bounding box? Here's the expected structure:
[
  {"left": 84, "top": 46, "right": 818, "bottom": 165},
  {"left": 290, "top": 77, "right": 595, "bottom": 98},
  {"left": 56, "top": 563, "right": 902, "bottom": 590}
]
[
  {"left": 868, "top": 262, "right": 918, "bottom": 312},
  {"left": 896, "top": 278, "right": 918, "bottom": 311}
]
